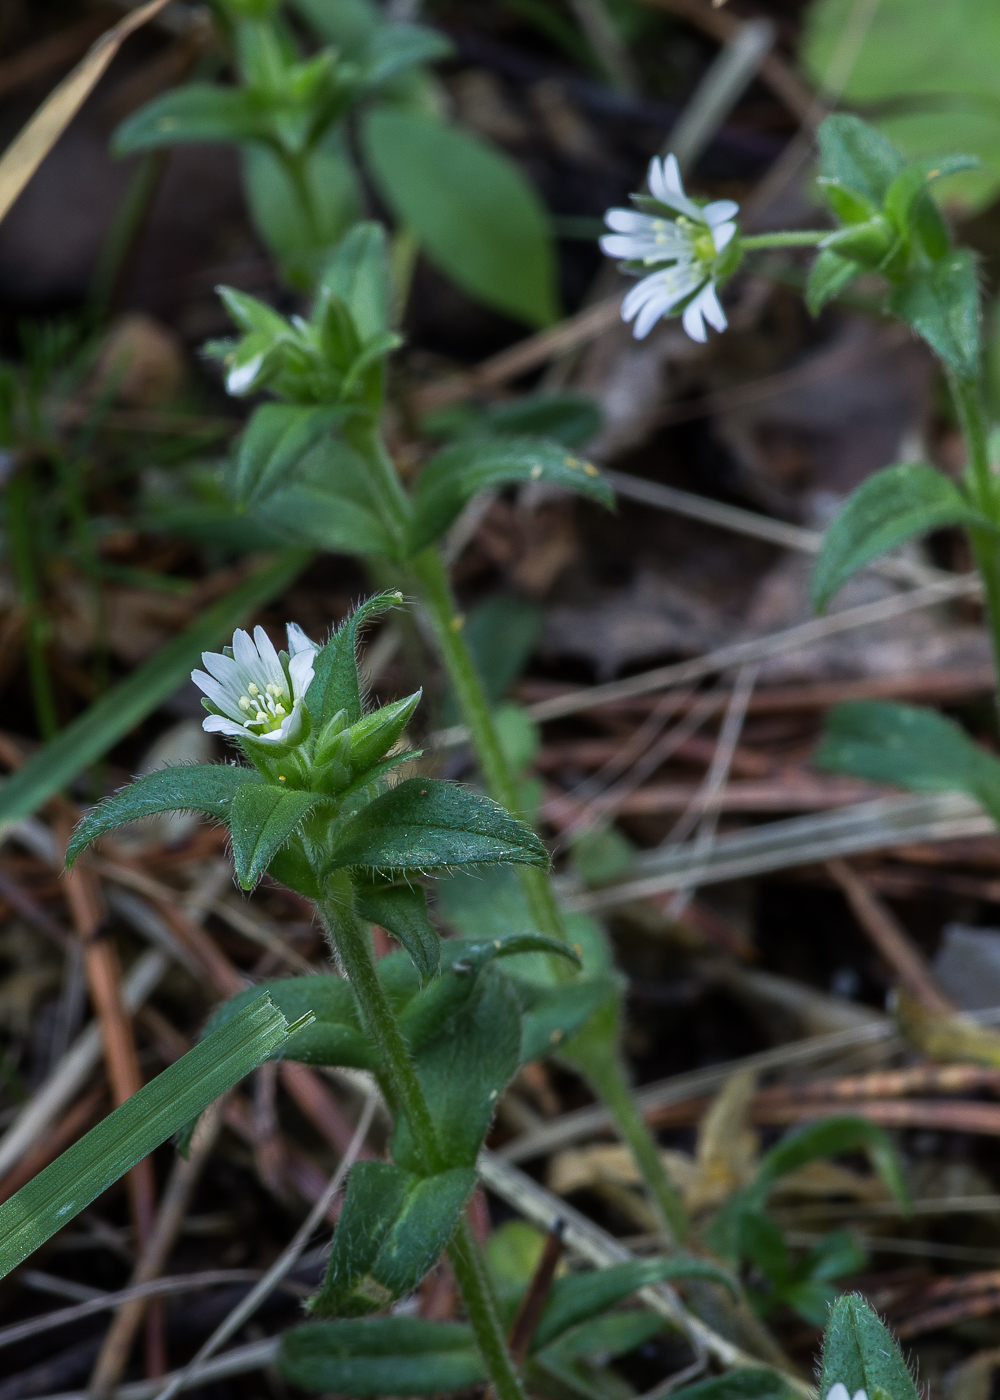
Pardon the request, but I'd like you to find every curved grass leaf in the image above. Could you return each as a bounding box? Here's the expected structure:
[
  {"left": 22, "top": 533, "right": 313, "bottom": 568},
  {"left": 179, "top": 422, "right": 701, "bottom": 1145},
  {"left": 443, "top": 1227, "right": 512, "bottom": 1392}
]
[
  {"left": 66, "top": 764, "right": 263, "bottom": 866},
  {"left": 535, "top": 1257, "right": 738, "bottom": 1352},
  {"left": 816, "top": 699, "right": 1000, "bottom": 824},
  {"left": 280, "top": 1318, "right": 483, "bottom": 1396},
  {"left": 0, "top": 550, "right": 308, "bottom": 832},
  {"left": 329, "top": 778, "right": 549, "bottom": 873},
  {"left": 229, "top": 784, "right": 320, "bottom": 889},
  {"left": 409, "top": 437, "right": 613, "bottom": 556},
  {"left": 811, "top": 462, "right": 990, "bottom": 611},
  {"left": 361, "top": 107, "right": 558, "bottom": 328},
  {"left": 310, "top": 1161, "right": 476, "bottom": 1316},
  {"left": 0, "top": 993, "right": 301, "bottom": 1277},
  {"left": 756, "top": 1115, "right": 909, "bottom": 1207}
]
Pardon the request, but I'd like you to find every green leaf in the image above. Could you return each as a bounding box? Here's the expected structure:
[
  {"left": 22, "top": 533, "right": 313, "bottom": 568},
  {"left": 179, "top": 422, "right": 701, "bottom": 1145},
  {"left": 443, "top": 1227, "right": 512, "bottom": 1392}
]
[
  {"left": 113, "top": 84, "right": 272, "bottom": 153},
  {"left": 888, "top": 249, "right": 981, "bottom": 377},
  {"left": 328, "top": 778, "right": 549, "bottom": 873},
  {"left": 409, "top": 437, "right": 613, "bottom": 556},
  {"left": 806, "top": 249, "right": 862, "bottom": 316},
  {"left": 538, "top": 1309, "right": 663, "bottom": 1365},
  {"left": 802, "top": 0, "right": 1000, "bottom": 212},
  {"left": 260, "top": 483, "right": 394, "bottom": 556},
  {"left": 883, "top": 154, "right": 980, "bottom": 233},
  {"left": 279, "top": 1318, "right": 483, "bottom": 1396},
  {"left": 66, "top": 764, "right": 263, "bottom": 866},
  {"left": 306, "top": 591, "right": 403, "bottom": 728},
  {"left": 229, "top": 784, "right": 320, "bottom": 889},
  {"left": 362, "top": 23, "right": 453, "bottom": 88},
  {"left": 394, "top": 965, "right": 523, "bottom": 1171},
  {"left": 535, "top": 1258, "right": 738, "bottom": 1352},
  {"left": 516, "top": 974, "right": 624, "bottom": 1063},
  {"left": 0, "top": 993, "right": 299, "bottom": 1277},
  {"left": 232, "top": 404, "right": 347, "bottom": 508},
  {"left": 310, "top": 1161, "right": 475, "bottom": 1316},
  {"left": 819, "top": 1294, "right": 921, "bottom": 1400},
  {"left": 671, "top": 1369, "right": 803, "bottom": 1400},
  {"left": 355, "top": 879, "right": 439, "bottom": 983},
  {"left": 0, "top": 551, "right": 309, "bottom": 832},
  {"left": 423, "top": 392, "right": 603, "bottom": 450},
  {"left": 810, "top": 462, "right": 990, "bottom": 611},
  {"left": 202, "top": 976, "right": 372, "bottom": 1070},
  {"left": 816, "top": 700, "right": 1000, "bottom": 824},
  {"left": 242, "top": 135, "right": 363, "bottom": 292},
  {"left": 816, "top": 114, "right": 905, "bottom": 205},
  {"left": 361, "top": 106, "right": 559, "bottom": 327},
  {"left": 800, "top": 1230, "right": 867, "bottom": 1285},
  {"left": 317, "top": 221, "right": 392, "bottom": 341}
]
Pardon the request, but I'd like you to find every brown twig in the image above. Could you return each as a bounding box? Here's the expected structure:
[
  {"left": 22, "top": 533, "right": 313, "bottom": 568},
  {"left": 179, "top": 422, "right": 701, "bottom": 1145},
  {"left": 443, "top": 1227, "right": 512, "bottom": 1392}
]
[
  {"left": 826, "top": 859, "right": 955, "bottom": 1014},
  {"left": 508, "top": 1222, "right": 565, "bottom": 1367}
]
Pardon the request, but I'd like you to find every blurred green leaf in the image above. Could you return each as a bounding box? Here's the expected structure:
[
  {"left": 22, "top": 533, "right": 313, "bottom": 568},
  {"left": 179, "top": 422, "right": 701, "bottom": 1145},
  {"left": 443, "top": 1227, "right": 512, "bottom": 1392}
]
[
  {"left": 888, "top": 249, "right": 981, "bottom": 377},
  {"left": 280, "top": 1317, "right": 483, "bottom": 1395},
  {"left": 361, "top": 107, "right": 559, "bottom": 327},
  {"left": 817, "top": 700, "right": 1000, "bottom": 824},
  {"left": 233, "top": 404, "right": 347, "bottom": 507},
  {"left": 113, "top": 84, "right": 273, "bottom": 152}
]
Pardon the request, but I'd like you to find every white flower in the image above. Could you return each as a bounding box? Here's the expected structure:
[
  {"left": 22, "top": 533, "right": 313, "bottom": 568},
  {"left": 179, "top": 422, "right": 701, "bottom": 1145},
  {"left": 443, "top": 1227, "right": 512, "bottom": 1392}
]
[
  {"left": 601, "top": 154, "right": 739, "bottom": 342},
  {"left": 226, "top": 353, "right": 264, "bottom": 396},
  {"left": 826, "top": 1384, "right": 868, "bottom": 1400},
  {"left": 193, "top": 623, "right": 319, "bottom": 746}
]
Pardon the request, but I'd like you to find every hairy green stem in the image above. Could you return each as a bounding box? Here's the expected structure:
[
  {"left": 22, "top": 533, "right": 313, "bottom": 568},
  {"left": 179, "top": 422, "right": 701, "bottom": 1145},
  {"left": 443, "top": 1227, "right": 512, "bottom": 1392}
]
[
  {"left": 320, "top": 887, "right": 527, "bottom": 1400},
  {"left": 740, "top": 231, "right": 828, "bottom": 249},
  {"left": 951, "top": 373, "right": 1000, "bottom": 688}
]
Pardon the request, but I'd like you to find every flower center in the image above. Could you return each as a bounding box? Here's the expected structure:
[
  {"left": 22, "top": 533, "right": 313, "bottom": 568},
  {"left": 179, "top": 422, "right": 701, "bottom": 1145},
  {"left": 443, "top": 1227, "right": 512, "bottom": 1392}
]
[
  {"left": 693, "top": 231, "right": 717, "bottom": 265},
  {"left": 236, "top": 680, "right": 292, "bottom": 732}
]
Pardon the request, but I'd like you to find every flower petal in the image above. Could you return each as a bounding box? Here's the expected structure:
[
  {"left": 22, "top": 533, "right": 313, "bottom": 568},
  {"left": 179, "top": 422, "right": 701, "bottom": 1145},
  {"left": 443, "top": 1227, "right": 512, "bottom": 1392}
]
[
  {"left": 227, "top": 354, "right": 263, "bottom": 396},
  {"left": 825, "top": 1386, "right": 850, "bottom": 1400},
  {"left": 682, "top": 283, "right": 727, "bottom": 342},
  {"left": 192, "top": 668, "right": 243, "bottom": 720},
  {"left": 600, "top": 233, "right": 642, "bottom": 259},
  {"left": 711, "top": 221, "right": 737, "bottom": 253},
  {"left": 202, "top": 713, "right": 249, "bottom": 739},
  {"left": 199, "top": 649, "right": 243, "bottom": 694},
  {"left": 286, "top": 621, "right": 318, "bottom": 656},
  {"left": 288, "top": 647, "right": 316, "bottom": 699},
  {"left": 605, "top": 208, "right": 655, "bottom": 234},
  {"left": 252, "top": 625, "right": 286, "bottom": 690},
  {"left": 647, "top": 154, "right": 701, "bottom": 219},
  {"left": 703, "top": 199, "right": 740, "bottom": 226},
  {"left": 698, "top": 283, "right": 728, "bottom": 333}
]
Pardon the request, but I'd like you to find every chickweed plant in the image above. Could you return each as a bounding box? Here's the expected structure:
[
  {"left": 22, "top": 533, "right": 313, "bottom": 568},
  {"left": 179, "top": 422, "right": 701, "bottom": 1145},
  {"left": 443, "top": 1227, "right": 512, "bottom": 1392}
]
[{"left": 602, "top": 116, "right": 1000, "bottom": 828}]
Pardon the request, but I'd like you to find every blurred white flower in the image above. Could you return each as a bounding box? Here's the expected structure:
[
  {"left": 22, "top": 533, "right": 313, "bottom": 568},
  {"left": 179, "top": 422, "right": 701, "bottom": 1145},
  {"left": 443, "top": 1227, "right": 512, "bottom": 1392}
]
[
  {"left": 825, "top": 1384, "right": 867, "bottom": 1400},
  {"left": 601, "top": 154, "right": 739, "bottom": 342},
  {"left": 193, "top": 623, "right": 318, "bottom": 745}
]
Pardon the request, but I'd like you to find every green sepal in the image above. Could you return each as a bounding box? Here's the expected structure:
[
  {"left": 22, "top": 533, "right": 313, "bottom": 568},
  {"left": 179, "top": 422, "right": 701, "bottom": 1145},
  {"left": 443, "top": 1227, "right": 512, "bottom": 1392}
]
[
  {"left": 806, "top": 248, "right": 862, "bottom": 316},
  {"left": 279, "top": 1318, "right": 483, "bottom": 1396},
  {"left": 816, "top": 700, "right": 1000, "bottom": 825},
  {"left": 347, "top": 690, "right": 421, "bottom": 773},
  {"left": 888, "top": 248, "right": 981, "bottom": 379},
  {"left": 821, "top": 217, "right": 896, "bottom": 268},
  {"left": 810, "top": 461, "right": 992, "bottom": 611},
  {"left": 66, "top": 764, "right": 263, "bottom": 866},
  {"left": 354, "top": 878, "right": 439, "bottom": 983},
  {"left": 816, "top": 178, "right": 879, "bottom": 226},
  {"left": 305, "top": 591, "right": 403, "bottom": 728},
  {"left": 112, "top": 84, "right": 273, "bottom": 153},
  {"left": 820, "top": 1294, "right": 921, "bottom": 1400},
  {"left": 328, "top": 778, "right": 549, "bottom": 874},
  {"left": 308, "top": 1161, "right": 476, "bottom": 1316},
  {"left": 232, "top": 403, "right": 348, "bottom": 508},
  {"left": 228, "top": 783, "right": 321, "bottom": 888},
  {"left": 408, "top": 438, "right": 613, "bottom": 556},
  {"left": 883, "top": 154, "right": 979, "bottom": 235}
]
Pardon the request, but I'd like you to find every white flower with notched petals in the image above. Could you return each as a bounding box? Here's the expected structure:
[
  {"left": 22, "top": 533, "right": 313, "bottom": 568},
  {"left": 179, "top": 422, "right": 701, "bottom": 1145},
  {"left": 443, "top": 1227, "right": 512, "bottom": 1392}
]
[
  {"left": 825, "top": 1384, "right": 868, "bottom": 1400},
  {"left": 193, "top": 623, "right": 319, "bottom": 746},
  {"left": 601, "top": 154, "right": 739, "bottom": 343}
]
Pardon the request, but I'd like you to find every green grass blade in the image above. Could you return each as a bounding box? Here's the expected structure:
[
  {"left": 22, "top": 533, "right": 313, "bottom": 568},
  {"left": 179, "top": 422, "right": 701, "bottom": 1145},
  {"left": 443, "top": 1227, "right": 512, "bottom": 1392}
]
[
  {"left": 0, "top": 549, "right": 310, "bottom": 831},
  {"left": 0, "top": 992, "right": 309, "bottom": 1277}
]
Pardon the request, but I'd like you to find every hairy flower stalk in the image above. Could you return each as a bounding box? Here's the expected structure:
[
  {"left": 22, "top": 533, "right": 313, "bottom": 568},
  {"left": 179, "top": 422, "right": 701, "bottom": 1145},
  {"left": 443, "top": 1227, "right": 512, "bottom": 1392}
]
[{"left": 601, "top": 155, "right": 740, "bottom": 341}]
